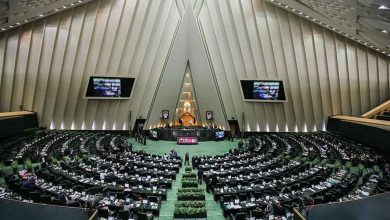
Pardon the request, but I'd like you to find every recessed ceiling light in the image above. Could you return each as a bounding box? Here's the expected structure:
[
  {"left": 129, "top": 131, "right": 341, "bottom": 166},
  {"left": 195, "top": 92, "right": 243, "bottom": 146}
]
[
  {"left": 24, "top": 19, "right": 28, "bottom": 22},
  {"left": 16, "top": 22, "right": 20, "bottom": 25},
  {"left": 378, "top": 5, "right": 389, "bottom": 10},
  {"left": 305, "top": 15, "right": 309, "bottom": 18},
  {"left": 299, "top": 12, "right": 302, "bottom": 15},
  {"left": 1, "top": 28, "right": 5, "bottom": 31},
  {"left": 63, "top": 6, "right": 67, "bottom": 8},
  {"left": 78, "top": 0, "right": 83, "bottom": 2},
  {"left": 71, "top": 3, "right": 74, "bottom": 6},
  {"left": 9, "top": 25, "right": 13, "bottom": 28},
  {"left": 39, "top": 14, "right": 44, "bottom": 17},
  {"left": 381, "top": 30, "right": 388, "bottom": 34},
  {"left": 55, "top": 8, "right": 59, "bottom": 11}
]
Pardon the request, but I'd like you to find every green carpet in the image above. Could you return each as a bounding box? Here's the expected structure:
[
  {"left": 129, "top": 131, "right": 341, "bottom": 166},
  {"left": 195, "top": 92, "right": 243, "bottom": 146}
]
[
  {"left": 131, "top": 138, "right": 240, "bottom": 158},
  {"left": 130, "top": 137, "right": 240, "bottom": 219}
]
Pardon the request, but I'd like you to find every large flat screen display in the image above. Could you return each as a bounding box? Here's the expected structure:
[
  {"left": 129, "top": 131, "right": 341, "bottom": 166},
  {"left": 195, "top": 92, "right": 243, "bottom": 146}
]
[
  {"left": 85, "top": 76, "right": 135, "bottom": 99},
  {"left": 240, "top": 80, "right": 286, "bottom": 102}
]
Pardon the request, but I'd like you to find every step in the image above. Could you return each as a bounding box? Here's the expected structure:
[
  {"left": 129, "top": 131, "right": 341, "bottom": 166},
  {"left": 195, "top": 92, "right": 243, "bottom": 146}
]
[
  {"left": 376, "top": 115, "right": 390, "bottom": 121},
  {"left": 383, "top": 111, "right": 390, "bottom": 116}
]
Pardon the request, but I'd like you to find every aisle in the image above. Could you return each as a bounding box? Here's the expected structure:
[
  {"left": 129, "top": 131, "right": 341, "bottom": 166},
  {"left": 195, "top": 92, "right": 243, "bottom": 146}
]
[
  {"left": 157, "top": 166, "right": 183, "bottom": 220},
  {"left": 157, "top": 164, "right": 226, "bottom": 220},
  {"left": 129, "top": 137, "right": 238, "bottom": 219}
]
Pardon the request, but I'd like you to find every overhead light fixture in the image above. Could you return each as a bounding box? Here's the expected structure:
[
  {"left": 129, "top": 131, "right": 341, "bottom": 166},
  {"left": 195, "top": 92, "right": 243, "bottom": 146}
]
[
  {"left": 16, "top": 23, "right": 20, "bottom": 25},
  {"left": 55, "top": 8, "right": 59, "bottom": 11},
  {"left": 378, "top": 5, "right": 389, "bottom": 10},
  {"left": 381, "top": 30, "right": 388, "bottom": 34},
  {"left": 39, "top": 14, "right": 44, "bottom": 17},
  {"left": 1, "top": 28, "right": 5, "bottom": 31}
]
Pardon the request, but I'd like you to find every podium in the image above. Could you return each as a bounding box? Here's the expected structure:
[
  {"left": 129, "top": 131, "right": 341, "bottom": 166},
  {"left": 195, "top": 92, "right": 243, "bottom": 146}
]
[{"left": 177, "top": 136, "right": 198, "bottom": 145}]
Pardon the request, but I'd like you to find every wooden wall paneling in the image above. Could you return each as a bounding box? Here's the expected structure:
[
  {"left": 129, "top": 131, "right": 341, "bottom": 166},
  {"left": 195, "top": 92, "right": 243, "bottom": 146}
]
[
  {"left": 265, "top": 5, "right": 290, "bottom": 131},
  {"left": 59, "top": 6, "right": 87, "bottom": 129},
  {"left": 11, "top": 25, "right": 33, "bottom": 113},
  {"left": 216, "top": 0, "right": 253, "bottom": 130},
  {"left": 93, "top": 0, "right": 126, "bottom": 130},
  {"left": 355, "top": 47, "right": 369, "bottom": 114},
  {"left": 226, "top": 0, "right": 259, "bottom": 131},
  {"left": 62, "top": 2, "right": 97, "bottom": 129},
  {"left": 378, "top": 57, "right": 389, "bottom": 103},
  {"left": 120, "top": 0, "right": 162, "bottom": 130},
  {"left": 301, "top": 21, "right": 324, "bottom": 130},
  {"left": 74, "top": 0, "right": 110, "bottom": 130},
  {"left": 107, "top": 0, "right": 138, "bottom": 76},
  {"left": 0, "top": 33, "right": 7, "bottom": 111},
  {"left": 135, "top": 0, "right": 174, "bottom": 117},
  {"left": 277, "top": 12, "right": 305, "bottom": 131},
  {"left": 312, "top": 26, "right": 333, "bottom": 128},
  {"left": 346, "top": 43, "right": 361, "bottom": 116},
  {"left": 334, "top": 36, "right": 352, "bottom": 115},
  {"left": 114, "top": 0, "right": 152, "bottom": 130},
  {"left": 32, "top": 16, "right": 60, "bottom": 125},
  {"left": 367, "top": 52, "right": 379, "bottom": 108},
  {"left": 42, "top": 10, "right": 72, "bottom": 128},
  {"left": 289, "top": 15, "right": 316, "bottom": 130},
  {"left": 323, "top": 31, "right": 342, "bottom": 115},
  {"left": 1, "top": 29, "right": 19, "bottom": 112},
  {"left": 202, "top": 1, "right": 240, "bottom": 124}
]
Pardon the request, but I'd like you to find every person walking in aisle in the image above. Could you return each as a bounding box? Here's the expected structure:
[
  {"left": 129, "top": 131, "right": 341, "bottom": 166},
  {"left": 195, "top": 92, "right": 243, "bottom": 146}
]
[
  {"left": 197, "top": 168, "right": 203, "bottom": 185},
  {"left": 184, "top": 152, "right": 190, "bottom": 166}
]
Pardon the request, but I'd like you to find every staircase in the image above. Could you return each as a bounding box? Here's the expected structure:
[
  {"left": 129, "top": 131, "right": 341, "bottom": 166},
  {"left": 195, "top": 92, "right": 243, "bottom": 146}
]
[{"left": 362, "top": 100, "right": 390, "bottom": 121}]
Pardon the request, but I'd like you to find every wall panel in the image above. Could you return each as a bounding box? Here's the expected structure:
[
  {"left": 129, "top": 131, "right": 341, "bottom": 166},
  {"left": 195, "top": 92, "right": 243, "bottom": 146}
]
[{"left": 0, "top": 0, "right": 388, "bottom": 131}]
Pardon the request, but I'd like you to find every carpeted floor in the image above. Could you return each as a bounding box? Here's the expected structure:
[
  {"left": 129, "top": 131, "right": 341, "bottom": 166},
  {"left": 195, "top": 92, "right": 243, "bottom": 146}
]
[
  {"left": 130, "top": 137, "right": 241, "bottom": 220},
  {"left": 130, "top": 138, "right": 240, "bottom": 158}
]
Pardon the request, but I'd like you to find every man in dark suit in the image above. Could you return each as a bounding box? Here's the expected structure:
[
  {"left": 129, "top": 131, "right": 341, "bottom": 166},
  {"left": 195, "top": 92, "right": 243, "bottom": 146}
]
[
  {"left": 184, "top": 152, "right": 190, "bottom": 166},
  {"left": 197, "top": 169, "right": 203, "bottom": 185}
]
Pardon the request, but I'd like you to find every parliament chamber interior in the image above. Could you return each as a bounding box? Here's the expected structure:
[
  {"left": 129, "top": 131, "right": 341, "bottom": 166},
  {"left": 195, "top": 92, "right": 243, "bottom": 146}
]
[{"left": 0, "top": 0, "right": 389, "bottom": 220}]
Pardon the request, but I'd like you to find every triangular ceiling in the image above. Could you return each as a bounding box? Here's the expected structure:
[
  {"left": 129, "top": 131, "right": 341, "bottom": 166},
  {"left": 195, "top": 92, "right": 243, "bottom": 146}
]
[
  {"left": 146, "top": 3, "right": 228, "bottom": 130},
  {"left": 267, "top": 0, "right": 390, "bottom": 56}
]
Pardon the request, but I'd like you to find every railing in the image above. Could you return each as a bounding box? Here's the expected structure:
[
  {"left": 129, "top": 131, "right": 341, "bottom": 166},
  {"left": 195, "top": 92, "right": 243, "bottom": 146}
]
[
  {"left": 361, "top": 100, "right": 390, "bottom": 119},
  {"left": 331, "top": 115, "right": 390, "bottom": 126},
  {"left": 293, "top": 207, "right": 306, "bottom": 220}
]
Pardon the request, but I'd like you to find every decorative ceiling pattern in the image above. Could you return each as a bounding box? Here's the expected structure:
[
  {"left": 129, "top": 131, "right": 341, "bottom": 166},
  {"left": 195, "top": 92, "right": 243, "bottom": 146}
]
[
  {"left": 0, "top": 0, "right": 94, "bottom": 30},
  {"left": 267, "top": 0, "right": 390, "bottom": 56}
]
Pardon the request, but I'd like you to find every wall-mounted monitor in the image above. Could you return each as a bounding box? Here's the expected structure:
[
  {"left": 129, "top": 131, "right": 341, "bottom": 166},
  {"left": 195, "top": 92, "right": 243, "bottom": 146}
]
[
  {"left": 84, "top": 75, "right": 135, "bottom": 99},
  {"left": 215, "top": 131, "right": 224, "bottom": 139},
  {"left": 240, "top": 79, "right": 286, "bottom": 102}
]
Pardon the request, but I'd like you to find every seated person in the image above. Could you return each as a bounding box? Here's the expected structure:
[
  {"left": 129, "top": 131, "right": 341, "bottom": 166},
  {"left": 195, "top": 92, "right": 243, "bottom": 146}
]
[
  {"left": 273, "top": 202, "right": 286, "bottom": 216},
  {"left": 58, "top": 192, "right": 78, "bottom": 206}
]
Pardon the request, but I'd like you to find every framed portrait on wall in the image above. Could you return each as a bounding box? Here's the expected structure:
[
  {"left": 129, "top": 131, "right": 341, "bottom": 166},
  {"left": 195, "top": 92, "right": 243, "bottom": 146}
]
[
  {"left": 206, "top": 111, "right": 213, "bottom": 120},
  {"left": 161, "top": 110, "right": 169, "bottom": 119}
]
